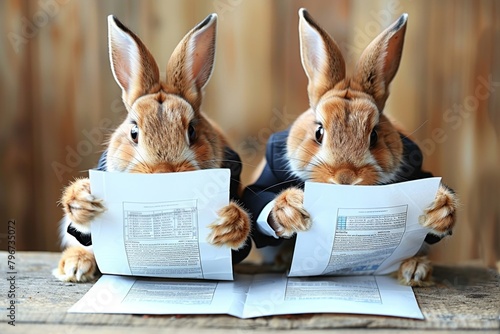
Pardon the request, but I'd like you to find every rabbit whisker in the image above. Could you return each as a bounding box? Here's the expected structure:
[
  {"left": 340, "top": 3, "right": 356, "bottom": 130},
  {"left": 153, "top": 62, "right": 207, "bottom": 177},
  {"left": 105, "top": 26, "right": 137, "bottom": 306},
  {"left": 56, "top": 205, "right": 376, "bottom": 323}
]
[
  {"left": 399, "top": 120, "right": 429, "bottom": 141},
  {"left": 256, "top": 179, "right": 305, "bottom": 194}
]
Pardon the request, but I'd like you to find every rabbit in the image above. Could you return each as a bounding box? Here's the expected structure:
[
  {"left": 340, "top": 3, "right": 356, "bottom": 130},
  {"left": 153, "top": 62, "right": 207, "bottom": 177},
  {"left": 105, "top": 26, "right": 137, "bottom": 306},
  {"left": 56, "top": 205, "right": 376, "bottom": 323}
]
[
  {"left": 53, "top": 13, "right": 251, "bottom": 283},
  {"left": 242, "top": 9, "right": 458, "bottom": 286}
]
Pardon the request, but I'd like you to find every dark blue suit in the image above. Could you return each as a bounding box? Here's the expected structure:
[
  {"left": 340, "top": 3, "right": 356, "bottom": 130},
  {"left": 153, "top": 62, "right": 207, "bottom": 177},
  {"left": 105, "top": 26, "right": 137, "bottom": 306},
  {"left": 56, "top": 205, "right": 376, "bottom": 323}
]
[
  {"left": 242, "top": 129, "right": 441, "bottom": 249},
  {"left": 68, "top": 147, "right": 252, "bottom": 264}
]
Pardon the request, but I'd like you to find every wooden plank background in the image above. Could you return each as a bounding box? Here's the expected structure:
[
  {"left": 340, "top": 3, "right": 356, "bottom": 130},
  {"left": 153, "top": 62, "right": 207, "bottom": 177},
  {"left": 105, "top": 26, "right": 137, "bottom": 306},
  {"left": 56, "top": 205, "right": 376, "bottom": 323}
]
[{"left": 0, "top": 0, "right": 498, "bottom": 268}]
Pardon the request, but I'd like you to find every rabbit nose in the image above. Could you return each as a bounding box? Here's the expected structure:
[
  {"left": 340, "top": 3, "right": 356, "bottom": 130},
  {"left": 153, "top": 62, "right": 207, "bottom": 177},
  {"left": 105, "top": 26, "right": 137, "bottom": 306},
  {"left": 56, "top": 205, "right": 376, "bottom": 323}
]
[
  {"left": 150, "top": 162, "right": 197, "bottom": 173},
  {"left": 332, "top": 169, "right": 359, "bottom": 185},
  {"left": 150, "top": 162, "right": 176, "bottom": 173}
]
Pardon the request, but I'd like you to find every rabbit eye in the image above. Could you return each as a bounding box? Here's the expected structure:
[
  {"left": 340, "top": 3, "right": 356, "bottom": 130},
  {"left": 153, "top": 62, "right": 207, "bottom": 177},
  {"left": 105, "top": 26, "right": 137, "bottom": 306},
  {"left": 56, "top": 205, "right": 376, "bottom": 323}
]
[
  {"left": 188, "top": 124, "right": 197, "bottom": 145},
  {"left": 315, "top": 125, "right": 324, "bottom": 144},
  {"left": 130, "top": 124, "right": 139, "bottom": 144},
  {"left": 369, "top": 129, "right": 378, "bottom": 148}
]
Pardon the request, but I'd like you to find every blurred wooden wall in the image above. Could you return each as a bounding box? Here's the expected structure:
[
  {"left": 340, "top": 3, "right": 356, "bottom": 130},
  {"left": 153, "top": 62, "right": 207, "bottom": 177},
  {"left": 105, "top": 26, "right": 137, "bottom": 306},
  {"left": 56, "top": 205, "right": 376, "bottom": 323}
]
[{"left": 1, "top": 0, "right": 498, "bottom": 268}]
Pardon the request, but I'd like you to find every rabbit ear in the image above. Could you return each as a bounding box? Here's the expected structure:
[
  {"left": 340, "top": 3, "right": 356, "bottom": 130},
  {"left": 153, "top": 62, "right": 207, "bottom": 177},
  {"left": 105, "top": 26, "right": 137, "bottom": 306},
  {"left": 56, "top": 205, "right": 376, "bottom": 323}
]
[
  {"left": 353, "top": 13, "right": 408, "bottom": 112},
  {"left": 299, "top": 8, "right": 346, "bottom": 108},
  {"left": 166, "top": 14, "right": 217, "bottom": 110},
  {"left": 108, "top": 15, "right": 160, "bottom": 105}
]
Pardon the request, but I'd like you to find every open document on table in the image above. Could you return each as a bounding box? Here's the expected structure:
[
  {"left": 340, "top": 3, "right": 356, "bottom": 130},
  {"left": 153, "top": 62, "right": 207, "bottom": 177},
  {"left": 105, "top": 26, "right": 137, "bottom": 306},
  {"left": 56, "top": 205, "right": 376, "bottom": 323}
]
[
  {"left": 69, "top": 273, "right": 424, "bottom": 319},
  {"left": 88, "top": 169, "right": 233, "bottom": 280},
  {"left": 70, "top": 175, "right": 441, "bottom": 319}
]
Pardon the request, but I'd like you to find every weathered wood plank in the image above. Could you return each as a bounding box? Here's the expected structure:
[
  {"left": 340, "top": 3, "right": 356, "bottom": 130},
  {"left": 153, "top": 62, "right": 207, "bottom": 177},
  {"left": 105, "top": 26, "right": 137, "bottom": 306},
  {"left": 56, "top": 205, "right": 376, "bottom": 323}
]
[
  {"left": 0, "top": 252, "right": 498, "bottom": 331},
  {"left": 3, "top": 324, "right": 500, "bottom": 334}
]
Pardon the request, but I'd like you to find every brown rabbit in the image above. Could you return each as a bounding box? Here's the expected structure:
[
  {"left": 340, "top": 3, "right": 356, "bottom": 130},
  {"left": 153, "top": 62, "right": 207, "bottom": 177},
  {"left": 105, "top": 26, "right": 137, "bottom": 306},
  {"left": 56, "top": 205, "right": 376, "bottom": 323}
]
[
  {"left": 54, "top": 14, "right": 251, "bottom": 283},
  {"left": 243, "top": 9, "right": 458, "bottom": 286}
]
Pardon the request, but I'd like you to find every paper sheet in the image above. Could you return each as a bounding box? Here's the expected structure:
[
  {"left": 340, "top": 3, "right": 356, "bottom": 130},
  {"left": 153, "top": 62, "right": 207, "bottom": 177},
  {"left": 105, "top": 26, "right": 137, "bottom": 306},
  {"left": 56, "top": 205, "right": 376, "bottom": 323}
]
[
  {"left": 69, "top": 273, "right": 423, "bottom": 319},
  {"left": 289, "top": 177, "right": 441, "bottom": 277},
  {"left": 89, "top": 169, "right": 233, "bottom": 280}
]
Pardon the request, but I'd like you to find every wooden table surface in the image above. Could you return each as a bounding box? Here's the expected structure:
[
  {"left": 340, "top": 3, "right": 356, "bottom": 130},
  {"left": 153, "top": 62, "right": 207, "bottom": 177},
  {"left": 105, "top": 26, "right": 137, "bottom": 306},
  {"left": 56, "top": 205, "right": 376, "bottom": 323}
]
[{"left": 1, "top": 251, "right": 499, "bottom": 333}]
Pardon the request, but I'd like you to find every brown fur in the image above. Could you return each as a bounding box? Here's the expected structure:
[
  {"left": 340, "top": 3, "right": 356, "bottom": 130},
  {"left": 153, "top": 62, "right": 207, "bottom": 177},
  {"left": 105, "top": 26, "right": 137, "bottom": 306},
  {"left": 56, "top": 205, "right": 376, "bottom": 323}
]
[
  {"left": 421, "top": 185, "right": 458, "bottom": 234},
  {"left": 60, "top": 178, "right": 104, "bottom": 227},
  {"left": 57, "top": 14, "right": 250, "bottom": 282},
  {"left": 55, "top": 246, "right": 98, "bottom": 283},
  {"left": 271, "top": 9, "right": 458, "bottom": 286},
  {"left": 271, "top": 187, "right": 311, "bottom": 238},
  {"left": 398, "top": 256, "right": 433, "bottom": 287},
  {"left": 209, "top": 202, "right": 251, "bottom": 249}
]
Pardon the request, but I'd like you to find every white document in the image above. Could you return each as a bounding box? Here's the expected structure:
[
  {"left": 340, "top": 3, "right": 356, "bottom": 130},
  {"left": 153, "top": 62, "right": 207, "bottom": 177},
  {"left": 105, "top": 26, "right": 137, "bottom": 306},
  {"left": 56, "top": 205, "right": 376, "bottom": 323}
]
[
  {"left": 68, "top": 274, "right": 251, "bottom": 316},
  {"left": 69, "top": 273, "right": 423, "bottom": 319},
  {"left": 89, "top": 169, "right": 233, "bottom": 280},
  {"left": 289, "top": 177, "right": 441, "bottom": 277}
]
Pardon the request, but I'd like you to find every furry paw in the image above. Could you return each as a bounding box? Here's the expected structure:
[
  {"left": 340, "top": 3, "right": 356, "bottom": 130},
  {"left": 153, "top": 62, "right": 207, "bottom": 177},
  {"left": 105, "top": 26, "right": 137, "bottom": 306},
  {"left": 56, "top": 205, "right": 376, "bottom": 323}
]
[
  {"left": 398, "top": 255, "right": 433, "bottom": 286},
  {"left": 53, "top": 246, "right": 98, "bottom": 283},
  {"left": 60, "top": 178, "right": 105, "bottom": 227},
  {"left": 271, "top": 187, "right": 311, "bottom": 238},
  {"left": 208, "top": 202, "right": 250, "bottom": 250},
  {"left": 420, "top": 184, "right": 458, "bottom": 237}
]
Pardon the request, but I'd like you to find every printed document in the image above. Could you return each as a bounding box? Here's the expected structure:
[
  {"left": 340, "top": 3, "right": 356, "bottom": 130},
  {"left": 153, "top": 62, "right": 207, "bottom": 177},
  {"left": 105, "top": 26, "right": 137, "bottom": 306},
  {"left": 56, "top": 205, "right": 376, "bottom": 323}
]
[
  {"left": 69, "top": 273, "right": 423, "bottom": 319},
  {"left": 289, "top": 177, "right": 441, "bottom": 276},
  {"left": 89, "top": 169, "right": 233, "bottom": 280}
]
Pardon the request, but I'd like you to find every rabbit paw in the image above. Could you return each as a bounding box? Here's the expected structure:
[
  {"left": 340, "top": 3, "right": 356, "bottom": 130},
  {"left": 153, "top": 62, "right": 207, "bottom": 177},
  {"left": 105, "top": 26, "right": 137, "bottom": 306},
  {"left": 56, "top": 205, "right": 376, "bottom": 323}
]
[
  {"left": 53, "top": 246, "right": 98, "bottom": 283},
  {"left": 208, "top": 202, "right": 250, "bottom": 250},
  {"left": 271, "top": 187, "right": 311, "bottom": 238},
  {"left": 398, "top": 255, "right": 433, "bottom": 286},
  {"left": 61, "top": 178, "right": 105, "bottom": 227},
  {"left": 420, "top": 184, "right": 458, "bottom": 237}
]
